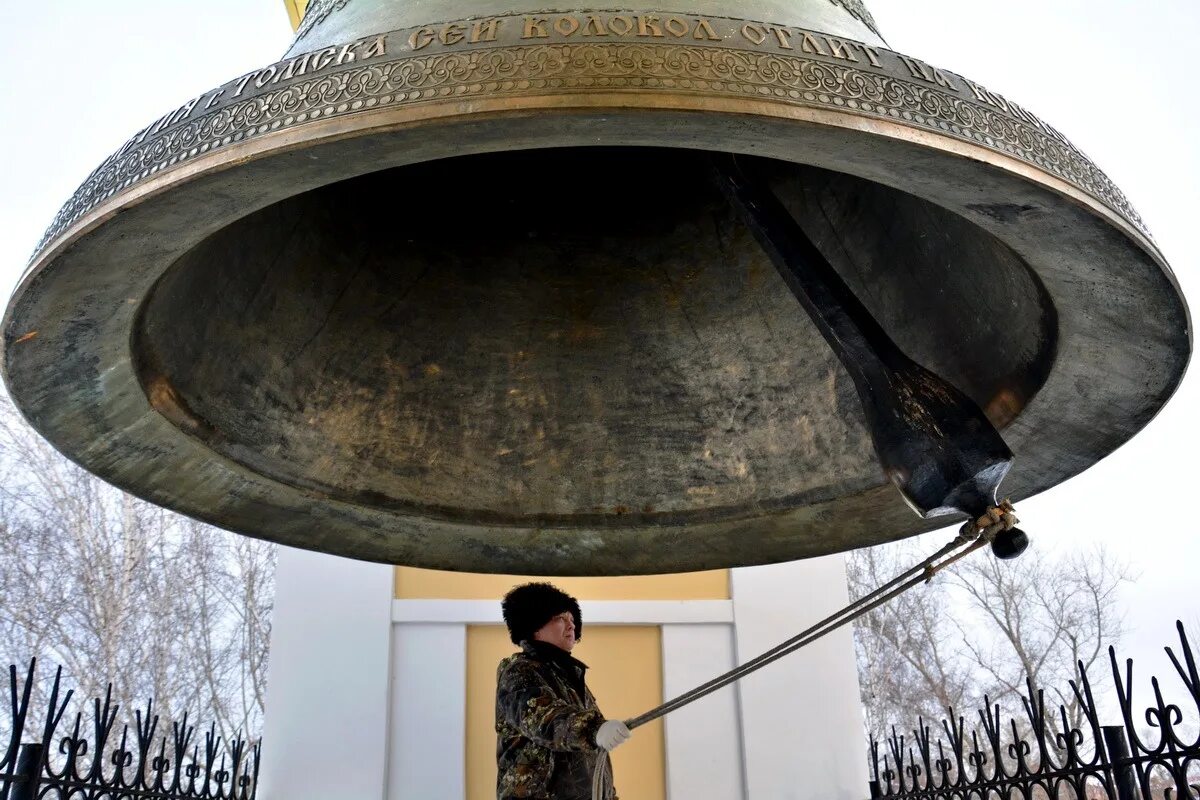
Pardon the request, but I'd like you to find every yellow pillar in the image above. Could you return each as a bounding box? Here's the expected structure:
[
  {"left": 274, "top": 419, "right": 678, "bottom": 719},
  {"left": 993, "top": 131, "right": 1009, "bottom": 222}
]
[
  {"left": 466, "top": 624, "right": 666, "bottom": 800},
  {"left": 398, "top": 567, "right": 729, "bottom": 800}
]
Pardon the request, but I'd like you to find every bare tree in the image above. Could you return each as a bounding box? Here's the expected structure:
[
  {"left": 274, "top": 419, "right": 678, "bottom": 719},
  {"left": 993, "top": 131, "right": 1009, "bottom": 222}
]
[
  {"left": 175, "top": 521, "right": 275, "bottom": 740},
  {"left": 850, "top": 537, "right": 1131, "bottom": 740},
  {"left": 0, "top": 395, "right": 274, "bottom": 744},
  {"left": 948, "top": 547, "right": 1131, "bottom": 735},
  {"left": 848, "top": 541, "right": 972, "bottom": 735}
]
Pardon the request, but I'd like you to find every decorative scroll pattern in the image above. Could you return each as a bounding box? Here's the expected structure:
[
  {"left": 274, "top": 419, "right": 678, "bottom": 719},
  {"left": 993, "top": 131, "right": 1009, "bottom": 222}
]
[
  {"left": 870, "top": 622, "right": 1200, "bottom": 800},
  {"left": 0, "top": 660, "right": 259, "bottom": 799},
  {"left": 32, "top": 39, "right": 1146, "bottom": 259}
]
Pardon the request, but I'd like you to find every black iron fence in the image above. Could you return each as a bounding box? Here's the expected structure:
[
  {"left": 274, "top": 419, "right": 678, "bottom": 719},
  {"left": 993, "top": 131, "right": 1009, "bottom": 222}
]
[
  {"left": 868, "top": 621, "right": 1200, "bottom": 799},
  {"left": 0, "top": 659, "right": 259, "bottom": 799}
]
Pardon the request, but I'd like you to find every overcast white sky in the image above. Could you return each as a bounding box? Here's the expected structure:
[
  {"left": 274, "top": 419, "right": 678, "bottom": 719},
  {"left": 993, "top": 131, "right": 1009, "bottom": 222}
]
[{"left": 0, "top": 1, "right": 1197, "bottom": 712}]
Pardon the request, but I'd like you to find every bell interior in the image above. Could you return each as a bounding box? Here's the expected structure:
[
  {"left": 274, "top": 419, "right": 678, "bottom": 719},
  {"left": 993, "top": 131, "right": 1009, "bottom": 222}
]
[{"left": 134, "top": 147, "right": 1055, "bottom": 528}]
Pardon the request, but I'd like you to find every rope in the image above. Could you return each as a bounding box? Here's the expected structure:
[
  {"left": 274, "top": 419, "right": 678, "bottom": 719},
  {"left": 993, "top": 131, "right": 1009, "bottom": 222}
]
[
  {"left": 590, "top": 501, "right": 1019, "bottom": 799},
  {"left": 592, "top": 750, "right": 614, "bottom": 800}
]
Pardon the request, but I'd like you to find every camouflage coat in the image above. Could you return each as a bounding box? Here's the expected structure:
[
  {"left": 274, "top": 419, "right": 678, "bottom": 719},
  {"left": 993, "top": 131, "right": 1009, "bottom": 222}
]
[{"left": 495, "top": 641, "right": 617, "bottom": 799}]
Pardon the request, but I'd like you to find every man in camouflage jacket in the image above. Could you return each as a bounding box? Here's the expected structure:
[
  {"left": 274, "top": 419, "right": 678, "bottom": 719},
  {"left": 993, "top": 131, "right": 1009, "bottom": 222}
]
[{"left": 496, "top": 583, "right": 632, "bottom": 799}]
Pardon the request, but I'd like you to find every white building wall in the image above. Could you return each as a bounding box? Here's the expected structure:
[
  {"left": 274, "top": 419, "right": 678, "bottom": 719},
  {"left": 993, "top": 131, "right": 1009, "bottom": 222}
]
[
  {"left": 388, "top": 624, "right": 467, "bottom": 800},
  {"left": 731, "top": 554, "right": 869, "bottom": 800},
  {"left": 261, "top": 553, "right": 867, "bottom": 800},
  {"left": 258, "top": 546, "right": 394, "bottom": 800},
  {"left": 661, "top": 623, "right": 746, "bottom": 800}
]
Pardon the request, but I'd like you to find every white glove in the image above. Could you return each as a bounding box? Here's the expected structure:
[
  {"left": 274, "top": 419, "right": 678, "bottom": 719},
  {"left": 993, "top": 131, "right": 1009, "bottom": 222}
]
[{"left": 595, "top": 720, "right": 632, "bottom": 752}]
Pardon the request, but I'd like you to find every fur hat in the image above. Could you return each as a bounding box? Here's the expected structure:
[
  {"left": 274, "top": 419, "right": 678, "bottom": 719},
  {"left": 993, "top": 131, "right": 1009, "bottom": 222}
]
[{"left": 501, "top": 582, "right": 583, "bottom": 645}]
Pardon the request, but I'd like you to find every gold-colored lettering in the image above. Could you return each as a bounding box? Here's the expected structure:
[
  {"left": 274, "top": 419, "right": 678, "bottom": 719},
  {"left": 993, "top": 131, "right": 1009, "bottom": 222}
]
[
  {"left": 1005, "top": 99, "right": 1033, "bottom": 124},
  {"left": 254, "top": 65, "right": 278, "bottom": 87},
  {"left": 469, "top": 19, "right": 500, "bottom": 43},
  {"left": 1044, "top": 122, "right": 1071, "bottom": 146},
  {"left": 975, "top": 82, "right": 1006, "bottom": 112},
  {"left": 150, "top": 112, "right": 173, "bottom": 134},
  {"left": 638, "top": 15, "right": 664, "bottom": 37},
  {"left": 609, "top": 15, "right": 634, "bottom": 36},
  {"left": 768, "top": 25, "right": 794, "bottom": 49},
  {"left": 439, "top": 22, "right": 465, "bottom": 45},
  {"left": 902, "top": 55, "right": 957, "bottom": 89},
  {"left": 1007, "top": 100, "right": 1061, "bottom": 142},
  {"left": 693, "top": 19, "right": 720, "bottom": 41},
  {"left": 204, "top": 89, "right": 225, "bottom": 110},
  {"left": 861, "top": 45, "right": 882, "bottom": 67},
  {"left": 899, "top": 54, "right": 933, "bottom": 81},
  {"left": 929, "top": 65, "right": 957, "bottom": 90},
  {"left": 335, "top": 42, "right": 359, "bottom": 64},
  {"left": 169, "top": 96, "right": 201, "bottom": 125},
  {"left": 362, "top": 35, "right": 387, "bottom": 58},
  {"left": 555, "top": 16, "right": 580, "bottom": 36},
  {"left": 582, "top": 15, "right": 608, "bottom": 35},
  {"left": 965, "top": 80, "right": 989, "bottom": 102},
  {"left": 523, "top": 17, "right": 549, "bottom": 38},
  {"left": 664, "top": 17, "right": 689, "bottom": 37},
  {"left": 280, "top": 52, "right": 312, "bottom": 80},
  {"left": 741, "top": 23, "right": 768, "bottom": 46},
  {"left": 825, "top": 37, "right": 860, "bottom": 62},
  {"left": 312, "top": 47, "right": 338, "bottom": 70},
  {"left": 800, "top": 32, "right": 827, "bottom": 55},
  {"left": 410, "top": 27, "right": 436, "bottom": 50},
  {"left": 232, "top": 71, "right": 257, "bottom": 97},
  {"left": 161, "top": 102, "right": 187, "bottom": 129}
]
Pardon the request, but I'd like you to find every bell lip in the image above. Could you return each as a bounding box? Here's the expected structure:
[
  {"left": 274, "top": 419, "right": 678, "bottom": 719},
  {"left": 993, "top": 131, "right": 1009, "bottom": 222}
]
[{"left": 2, "top": 26, "right": 1191, "bottom": 574}]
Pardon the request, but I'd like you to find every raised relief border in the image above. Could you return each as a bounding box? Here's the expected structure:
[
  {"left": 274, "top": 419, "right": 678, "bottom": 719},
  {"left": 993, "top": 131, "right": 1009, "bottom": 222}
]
[{"left": 32, "top": 12, "right": 1146, "bottom": 258}]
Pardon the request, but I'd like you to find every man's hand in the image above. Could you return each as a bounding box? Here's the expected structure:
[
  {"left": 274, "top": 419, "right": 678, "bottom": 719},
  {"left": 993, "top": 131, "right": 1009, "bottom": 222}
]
[{"left": 595, "top": 720, "right": 632, "bottom": 752}]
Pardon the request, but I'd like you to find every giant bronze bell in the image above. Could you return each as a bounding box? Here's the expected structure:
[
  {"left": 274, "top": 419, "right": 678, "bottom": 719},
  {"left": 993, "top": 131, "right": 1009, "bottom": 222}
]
[{"left": 3, "top": 0, "right": 1190, "bottom": 574}]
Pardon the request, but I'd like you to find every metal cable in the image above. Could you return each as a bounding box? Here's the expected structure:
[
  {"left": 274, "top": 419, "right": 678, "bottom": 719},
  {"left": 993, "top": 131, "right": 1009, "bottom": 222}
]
[
  {"left": 591, "top": 503, "right": 1018, "bottom": 800},
  {"left": 625, "top": 532, "right": 984, "bottom": 729}
]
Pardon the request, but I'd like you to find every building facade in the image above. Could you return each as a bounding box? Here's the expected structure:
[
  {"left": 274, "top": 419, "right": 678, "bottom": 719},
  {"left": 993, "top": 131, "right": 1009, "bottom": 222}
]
[{"left": 261, "top": 549, "right": 868, "bottom": 800}]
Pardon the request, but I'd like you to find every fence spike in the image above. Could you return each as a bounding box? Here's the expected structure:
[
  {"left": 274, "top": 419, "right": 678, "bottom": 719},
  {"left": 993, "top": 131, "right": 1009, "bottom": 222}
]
[{"left": 868, "top": 628, "right": 1200, "bottom": 799}]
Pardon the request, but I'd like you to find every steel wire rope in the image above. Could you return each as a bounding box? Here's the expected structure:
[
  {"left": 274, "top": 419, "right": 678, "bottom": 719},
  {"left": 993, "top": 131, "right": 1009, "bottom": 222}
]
[{"left": 591, "top": 503, "right": 1019, "bottom": 800}]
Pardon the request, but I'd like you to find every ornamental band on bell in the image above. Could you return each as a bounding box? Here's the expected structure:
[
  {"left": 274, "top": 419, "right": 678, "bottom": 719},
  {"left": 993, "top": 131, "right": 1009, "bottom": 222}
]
[{"left": 35, "top": 10, "right": 1141, "bottom": 260}]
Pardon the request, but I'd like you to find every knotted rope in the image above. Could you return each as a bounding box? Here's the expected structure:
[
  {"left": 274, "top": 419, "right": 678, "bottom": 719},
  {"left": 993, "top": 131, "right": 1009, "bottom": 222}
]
[{"left": 591, "top": 502, "right": 1019, "bottom": 800}]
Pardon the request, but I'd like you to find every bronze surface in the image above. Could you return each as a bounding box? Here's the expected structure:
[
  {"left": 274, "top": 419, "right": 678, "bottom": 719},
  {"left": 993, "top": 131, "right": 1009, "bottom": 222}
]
[{"left": 2, "top": 4, "right": 1190, "bottom": 574}]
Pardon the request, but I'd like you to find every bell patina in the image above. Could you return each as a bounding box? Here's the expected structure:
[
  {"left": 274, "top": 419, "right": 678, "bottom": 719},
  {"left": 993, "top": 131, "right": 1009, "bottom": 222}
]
[{"left": 3, "top": 0, "right": 1189, "bottom": 574}]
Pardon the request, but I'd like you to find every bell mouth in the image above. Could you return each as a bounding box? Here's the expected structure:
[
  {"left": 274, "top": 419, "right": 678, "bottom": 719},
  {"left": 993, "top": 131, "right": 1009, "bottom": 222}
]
[
  {"left": 132, "top": 147, "right": 1055, "bottom": 529},
  {"left": 2, "top": 25, "right": 1188, "bottom": 571}
]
